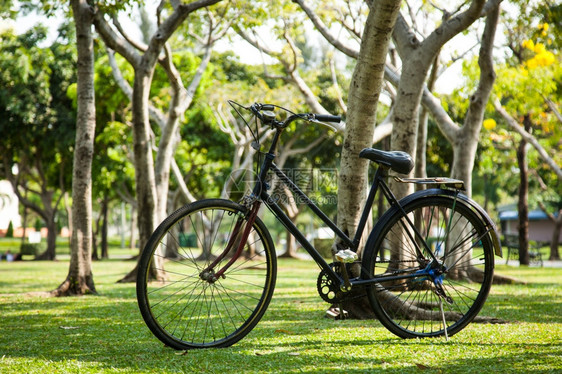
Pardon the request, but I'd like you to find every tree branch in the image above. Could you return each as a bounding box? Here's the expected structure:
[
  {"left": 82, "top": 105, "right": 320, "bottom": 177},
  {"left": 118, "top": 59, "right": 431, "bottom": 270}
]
[
  {"left": 330, "top": 58, "right": 347, "bottom": 113},
  {"left": 544, "top": 96, "right": 562, "bottom": 123},
  {"left": 105, "top": 48, "right": 167, "bottom": 128},
  {"left": 494, "top": 99, "right": 562, "bottom": 180},
  {"left": 461, "top": 2, "right": 499, "bottom": 135},
  {"left": 111, "top": 14, "right": 149, "bottom": 53},
  {"left": 292, "top": 0, "right": 359, "bottom": 59},
  {"left": 420, "top": 0, "right": 486, "bottom": 59},
  {"left": 392, "top": 13, "right": 419, "bottom": 59},
  {"left": 93, "top": 11, "right": 142, "bottom": 67}
]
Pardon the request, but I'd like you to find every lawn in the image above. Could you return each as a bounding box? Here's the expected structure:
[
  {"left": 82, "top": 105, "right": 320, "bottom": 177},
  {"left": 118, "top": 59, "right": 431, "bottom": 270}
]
[{"left": 0, "top": 257, "right": 560, "bottom": 373}]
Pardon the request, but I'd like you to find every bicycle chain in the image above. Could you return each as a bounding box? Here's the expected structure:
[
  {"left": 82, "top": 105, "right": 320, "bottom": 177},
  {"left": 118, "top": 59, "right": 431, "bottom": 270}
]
[{"left": 317, "top": 259, "right": 430, "bottom": 304}]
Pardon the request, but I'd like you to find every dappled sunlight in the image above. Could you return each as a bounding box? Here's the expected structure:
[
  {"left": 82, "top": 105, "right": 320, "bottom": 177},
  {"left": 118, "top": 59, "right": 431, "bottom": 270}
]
[{"left": 0, "top": 258, "right": 560, "bottom": 372}]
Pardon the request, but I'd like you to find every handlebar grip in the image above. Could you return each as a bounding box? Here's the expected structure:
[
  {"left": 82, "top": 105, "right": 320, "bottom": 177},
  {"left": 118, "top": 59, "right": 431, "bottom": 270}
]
[
  {"left": 315, "top": 114, "right": 341, "bottom": 123},
  {"left": 261, "top": 104, "right": 275, "bottom": 111}
]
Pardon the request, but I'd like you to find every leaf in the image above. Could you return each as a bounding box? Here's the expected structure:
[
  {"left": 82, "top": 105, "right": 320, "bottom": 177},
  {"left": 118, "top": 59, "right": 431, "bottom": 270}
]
[
  {"left": 274, "top": 329, "right": 293, "bottom": 335},
  {"left": 59, "top": 326, "right": 79, "bottom": 330}
]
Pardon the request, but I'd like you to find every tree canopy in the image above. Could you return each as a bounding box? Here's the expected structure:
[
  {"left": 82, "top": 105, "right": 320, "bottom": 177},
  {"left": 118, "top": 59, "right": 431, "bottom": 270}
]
[{"left": 0, "top": 0, "right": 559, "bottom": 269}]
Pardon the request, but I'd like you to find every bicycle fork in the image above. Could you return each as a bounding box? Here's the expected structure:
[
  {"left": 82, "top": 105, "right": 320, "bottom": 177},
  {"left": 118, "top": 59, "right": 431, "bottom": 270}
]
[{"left": 199, "top": 201, "right": 261, "bottom": 283}]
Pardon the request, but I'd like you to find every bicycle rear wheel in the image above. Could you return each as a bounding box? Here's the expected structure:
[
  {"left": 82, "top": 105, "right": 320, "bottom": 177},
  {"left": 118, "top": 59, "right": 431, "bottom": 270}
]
[
  {"left": 137, "top": 199, "right": 276, "bottom": 349},
  {"left": 363, "top": 195, "right": 494, "bottom": 338}
]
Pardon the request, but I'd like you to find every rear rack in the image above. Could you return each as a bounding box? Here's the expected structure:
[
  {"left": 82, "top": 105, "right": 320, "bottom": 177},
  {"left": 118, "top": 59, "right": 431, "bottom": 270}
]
[{"left": 394, "top": 177, "right": 465, "bottom": 190}]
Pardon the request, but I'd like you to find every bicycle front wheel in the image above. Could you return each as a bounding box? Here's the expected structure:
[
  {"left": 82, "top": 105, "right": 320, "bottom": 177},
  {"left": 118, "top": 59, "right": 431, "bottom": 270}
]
[
  {"left": 363, "top": 195, "right": 494, "bottom": 338},
  {"left": 137, "top": 199, "right": 277, "bottom": 349}
]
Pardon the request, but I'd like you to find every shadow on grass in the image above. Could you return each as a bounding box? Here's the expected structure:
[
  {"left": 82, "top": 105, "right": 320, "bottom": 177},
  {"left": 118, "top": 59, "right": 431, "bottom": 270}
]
[
  {"left": 485, "top": 285, "right": 562, "bottom": 324},
  {"left": 0, "top": 258, "right": 560, "bottom": 373},
  {"left": 1, "top": 286, "right": 560, "bottom": 373}
]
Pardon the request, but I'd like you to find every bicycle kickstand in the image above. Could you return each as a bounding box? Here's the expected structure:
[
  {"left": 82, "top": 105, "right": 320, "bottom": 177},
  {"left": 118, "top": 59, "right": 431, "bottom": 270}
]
[{"left": 439, "top": 299, "right": 449, "bottom": 341}]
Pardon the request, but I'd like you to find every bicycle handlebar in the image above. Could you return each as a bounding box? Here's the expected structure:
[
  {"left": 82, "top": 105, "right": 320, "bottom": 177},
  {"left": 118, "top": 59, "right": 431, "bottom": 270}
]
[
  {"left": 314, "top": 114, "right": 341, "bottom": 123},
  {"left": 250, "top": 102, "right": 341, "bottom": 129}
]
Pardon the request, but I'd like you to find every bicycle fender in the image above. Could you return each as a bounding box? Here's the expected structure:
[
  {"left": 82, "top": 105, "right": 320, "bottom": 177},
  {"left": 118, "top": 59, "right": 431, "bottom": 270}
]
[
  {"left": 423, "top": 189, "right": 502, "bottom": 258},
  {"left": 363, "top": 189, "right": 502, "bottom": 261}
]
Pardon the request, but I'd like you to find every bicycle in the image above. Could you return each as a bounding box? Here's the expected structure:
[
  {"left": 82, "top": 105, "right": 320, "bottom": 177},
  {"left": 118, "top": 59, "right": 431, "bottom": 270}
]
[{"left": 136, "top": 101, "right": 502, "bottom": 349}]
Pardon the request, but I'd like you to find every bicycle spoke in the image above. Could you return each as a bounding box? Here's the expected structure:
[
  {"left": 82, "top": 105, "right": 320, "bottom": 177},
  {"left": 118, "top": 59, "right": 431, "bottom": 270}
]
[
  {"left": 366, "top": 196, "right": 494, "bottom": 338},
  {"left": 137, "top": 200, "right": 276, "bottom": 349}
]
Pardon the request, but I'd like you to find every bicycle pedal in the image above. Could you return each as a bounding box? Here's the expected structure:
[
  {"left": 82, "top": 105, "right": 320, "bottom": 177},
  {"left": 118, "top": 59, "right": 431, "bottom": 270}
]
[
  {"left": 335, "top": 249, "right": 358, "bottom": 263},
  {"left": 324, "top": 307, "right": 349, "bottom": 320}
]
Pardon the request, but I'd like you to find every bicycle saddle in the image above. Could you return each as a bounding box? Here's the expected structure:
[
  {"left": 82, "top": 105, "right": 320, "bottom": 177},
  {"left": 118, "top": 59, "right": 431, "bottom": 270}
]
[{"left": 359, "top": 148, "right": 414, "bottom": 174}]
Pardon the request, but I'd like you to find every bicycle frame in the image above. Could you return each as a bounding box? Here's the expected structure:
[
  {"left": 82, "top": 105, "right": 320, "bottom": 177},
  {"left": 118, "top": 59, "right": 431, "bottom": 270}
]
[
  {"left": 248, "top": 127, "right": 428, "bottom": 287},
  {"left": 138, "top": 102, "right": 501, "bottom": 348}
]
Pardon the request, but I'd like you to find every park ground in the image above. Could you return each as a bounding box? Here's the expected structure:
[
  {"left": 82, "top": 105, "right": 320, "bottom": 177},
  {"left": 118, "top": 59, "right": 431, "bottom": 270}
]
[{"left": 0, "top": 254, "right": 561, "bottom": 373}]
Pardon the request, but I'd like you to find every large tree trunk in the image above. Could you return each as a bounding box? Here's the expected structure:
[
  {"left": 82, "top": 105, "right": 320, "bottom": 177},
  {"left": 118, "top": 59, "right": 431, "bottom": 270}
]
[
  {"left": 154, "top": 45, "right": 212, "bottom": 224},
  {"left": 415, "top": 54, "right": 439, "bottom": 185},
  {"left": 53, "top": 0, "right": 96, "bottom": 296},
  {"left": 336, "top": 0, "right": 402, "bottom": 258}
]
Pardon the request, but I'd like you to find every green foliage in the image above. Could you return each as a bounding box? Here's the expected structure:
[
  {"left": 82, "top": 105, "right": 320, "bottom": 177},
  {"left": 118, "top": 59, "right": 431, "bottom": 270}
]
[
  {"left": 0, "top": 25, "right": 75, "bottom": 217},
  {"left": 0, "top": 27, "right": 52, "bottom": 127},
  {"left": 5, "top": 221, "right": 13, "bottom": 238},
  {"left": 313, "top": 238, "right": 332, "bottom": 258},
  {"left": 0, "top": 0, "right": 17, "bottom": 18},
  {"left": 19, "top": 243, "right": 39, "bottom": 256},
  {"left": 0, "top": 259, "right": 561, "bottom": 373},
  {"left": 451, "top": 2, "right": 561, "bottom": 210}
]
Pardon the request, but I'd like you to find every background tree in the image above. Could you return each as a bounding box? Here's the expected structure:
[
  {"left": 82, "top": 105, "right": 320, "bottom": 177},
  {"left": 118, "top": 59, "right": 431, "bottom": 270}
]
[
  {"left": 389, "top": 0, "right": 501, "bottom": 200},
  {"left": 93, "top": 0, "right": 223, "bottom": 281},
  {"left": 0, "top": 25, "right": 75, "bottom": 260},
  {"left": 53, "top": 0, "right": 97, "bottom": 295},
  {"left": 422, "top": 5, "right": 500, "bottom": 197},
  {"left": 488, "top": 0, "right": 561, "bottom": 264}
]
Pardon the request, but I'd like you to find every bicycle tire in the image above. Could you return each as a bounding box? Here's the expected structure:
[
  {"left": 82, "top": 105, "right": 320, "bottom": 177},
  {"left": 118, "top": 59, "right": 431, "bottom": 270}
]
[
  {"left": 137, "top": 199, "right": 277, "bottom": 349},
  {"left": 362, "top": 194, "right": 494, "bottom": 338}
]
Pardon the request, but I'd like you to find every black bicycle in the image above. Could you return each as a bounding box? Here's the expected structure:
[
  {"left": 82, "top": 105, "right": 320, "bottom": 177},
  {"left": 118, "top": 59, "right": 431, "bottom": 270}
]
[{"left": 136, "top": 101, "right": 502, "bottom": 349}]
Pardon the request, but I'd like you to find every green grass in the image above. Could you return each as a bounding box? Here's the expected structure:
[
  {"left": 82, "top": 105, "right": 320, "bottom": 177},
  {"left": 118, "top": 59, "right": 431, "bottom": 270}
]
[
  {"left": 0, "top": 258, "right": 560, "bottom": 373},
  {"left": 0, "top": 237, "right": 136, "bottom": 257}
]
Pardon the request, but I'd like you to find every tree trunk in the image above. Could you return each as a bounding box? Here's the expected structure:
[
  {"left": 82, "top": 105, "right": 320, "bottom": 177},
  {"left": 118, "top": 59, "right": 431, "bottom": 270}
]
[
  {"left": 91, "top": 203, "right": 102, "bottom": 260},
  {"left": 390, "top": 0, "right": 488, "bottom": 199},
  {"left": 415, "top": 54, "right": 439, "bottom": 183},
  {"left": 36, "top": 212, "right": 57, "bottom": 261},
  {"left": 279, "top": 216, "right": 299, "bottom": 258},
  {"left": 53, "top": 0, "right": 96, "bottom": 296},
  {"left": 118, "top": 65, "right": 161, "bottom": 283},
  {"left": 517, "top": 115, "right": 531, "bottom": 266},
  {"left": 94, "top": 1, "right": 222, "bottom": 282},
  {"left": 336, "top": 0, "right": 402, "bottom": 257},
  {"left": 101, "top": 193, "right": 109, "bottom": 259},
  {"left": 550, "top": 212, "right": 561, "bottom": 261},
  {"left": 450, "top": 5, "right": 499, "bottom": 197},
  {"left": 129, "top": 205, "right": 136, "bottom": 250},
  {"left": 92, "top": 227, "right": 99, "bottom": 261}
]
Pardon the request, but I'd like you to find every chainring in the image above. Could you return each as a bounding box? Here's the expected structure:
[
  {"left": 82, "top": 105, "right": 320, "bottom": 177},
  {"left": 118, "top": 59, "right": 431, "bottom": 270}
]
[{"left": 317, "top": 263, "right": 345, "bottom": 304}]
